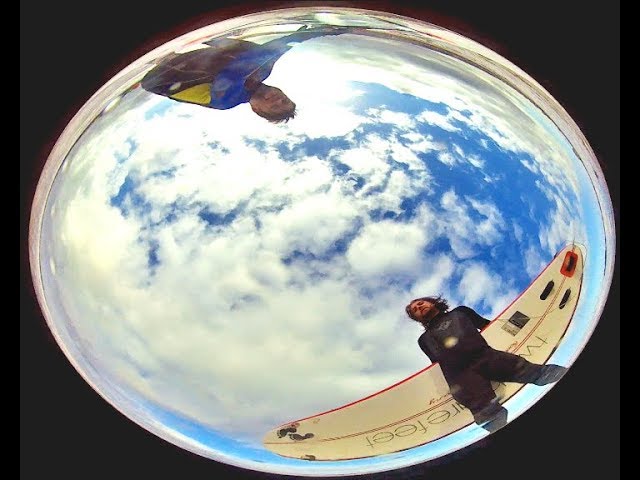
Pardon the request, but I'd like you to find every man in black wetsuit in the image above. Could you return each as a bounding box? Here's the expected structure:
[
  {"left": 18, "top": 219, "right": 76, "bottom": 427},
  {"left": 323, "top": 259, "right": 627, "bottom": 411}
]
[{"left": 405, "top": 296, "right": 567, "bottom": 433}]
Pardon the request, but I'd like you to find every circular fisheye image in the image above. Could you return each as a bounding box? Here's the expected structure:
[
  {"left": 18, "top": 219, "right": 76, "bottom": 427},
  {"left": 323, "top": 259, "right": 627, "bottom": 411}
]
[{"left": 27, "top": 5, "right": 616, "bottom": 478}]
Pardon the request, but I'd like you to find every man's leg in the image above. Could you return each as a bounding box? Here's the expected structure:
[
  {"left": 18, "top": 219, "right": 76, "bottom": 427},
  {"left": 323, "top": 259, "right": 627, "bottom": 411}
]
[
  {"left": 447, "top": 368, "right": 508, "bottom": 433},
  {"left": 478, "top": 349, "right": 567, "bottom": 385},
  {"left": 475, "top": 404, "right": 508, "bottom": 433}
]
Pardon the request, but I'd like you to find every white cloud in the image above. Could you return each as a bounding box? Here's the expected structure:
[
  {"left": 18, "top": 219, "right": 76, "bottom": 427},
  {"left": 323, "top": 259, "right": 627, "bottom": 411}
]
[
  {"left": 538, "top": 193, "right": 585, "bottom": 255},
  {"left": 363, "top": 169, "right": 428, "bottom": 214},
  {"left": 524, "top": 244, "right": 546, "bottom": 278},
  {"left": 289, "top": 103, "right": 366, "bottom": 138},
  {"left": 437, "top": 190, "right": 506, "bottom": 259},
  {"left": 513, "top": 221, "right": 524, "bottom": 243},
  {"left": 401, "top": 131, "right": 423, "bottom": 143},
  {"left": 347, "top": 219, "right": 430, "bottom": 277},
  {"left": 457, "top": 262, "right": 518, "bottom": 317},
  {"left": 468, "top": 197, "right": 506, "bottom": 244},
  {"left": 60, "top": 193, "right": 149, "bottom": 288},
  {"left": 402, "top": 136, "right": 444, "bottom": 156},
  {"left": 389, "top": 140, "right": 426, "bottom": 171},
  {"left": 458, "top": 262, "right": 496, "bottom": 305},
  {"left": 417, "top": 110, "right": 461, "bottom": 132},
  {"left": 521, "top": 157, "right": 539, "bottom": 174},
  {"left": 535, "top": 178, "right": 559, "bottom": 202},
  {"left": 467, "top": 154, "right": 485, "bottom": 168},
  {"left": 450, "top": 143, "right": 485, "bottom": 169},
  {"left": 410, "top": 254, "right": 456, "bottom": 299},
  {"left": 438, "top": 151, "right": 457, "bottom": 166},
  {"left": 367, "top": 108, "right": 415, "bottom": 130},
  {"left": 260, "top": 188, "right": 359, "bottom": 257}
]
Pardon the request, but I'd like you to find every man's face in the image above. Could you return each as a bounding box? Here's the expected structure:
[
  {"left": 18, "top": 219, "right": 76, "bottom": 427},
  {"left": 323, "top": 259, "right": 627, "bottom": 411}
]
[
  {"left": 409, "top": 299, "right": 438, "bottom": 322},
  {"left": 252, "top": 87, "right": 295, "bottom": 115}
]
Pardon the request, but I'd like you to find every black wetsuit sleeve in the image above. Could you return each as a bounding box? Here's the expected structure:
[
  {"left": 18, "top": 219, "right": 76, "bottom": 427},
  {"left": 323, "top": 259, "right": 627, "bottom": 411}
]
[
  {"left": 417, "top": 333, "right": 433, "bottom": 360},
  {"left": 456, "top": 306, "right": 491, "bottom": 331}
]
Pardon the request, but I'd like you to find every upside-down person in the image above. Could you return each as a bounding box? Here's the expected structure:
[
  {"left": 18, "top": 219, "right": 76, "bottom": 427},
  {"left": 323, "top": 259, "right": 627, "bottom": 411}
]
[{"left": 141, "top": 25, "right": 350, "bottom": 123}]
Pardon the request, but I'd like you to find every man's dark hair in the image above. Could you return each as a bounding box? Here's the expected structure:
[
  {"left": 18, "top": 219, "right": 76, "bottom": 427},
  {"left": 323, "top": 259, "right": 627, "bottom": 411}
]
[
  {"left": 255, "top": 105, "right": 297, "bottom": 124},
  {"left": 405, "top": 295, "right": 450, "bottom": 321}
]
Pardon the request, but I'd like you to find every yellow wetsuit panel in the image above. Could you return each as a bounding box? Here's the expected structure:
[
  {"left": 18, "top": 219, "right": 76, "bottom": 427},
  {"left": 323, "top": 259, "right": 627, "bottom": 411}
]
[{"left": 169, "top": 83, "right": 212, "bottom": 105}]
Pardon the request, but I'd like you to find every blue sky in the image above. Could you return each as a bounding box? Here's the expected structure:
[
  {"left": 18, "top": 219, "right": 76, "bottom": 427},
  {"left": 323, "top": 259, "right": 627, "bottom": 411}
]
[
  {"left": 34, "top": 18, "right": 613, "bottom": 477},
  {"left": 107, "top": 79, "right": 573, "bottom": 316}
]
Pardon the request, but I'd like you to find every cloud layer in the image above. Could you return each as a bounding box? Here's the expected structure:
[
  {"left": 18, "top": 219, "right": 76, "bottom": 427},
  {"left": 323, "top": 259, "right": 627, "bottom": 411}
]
[{"left": 44, "top": 30, "right": 588, "bottom": 443}]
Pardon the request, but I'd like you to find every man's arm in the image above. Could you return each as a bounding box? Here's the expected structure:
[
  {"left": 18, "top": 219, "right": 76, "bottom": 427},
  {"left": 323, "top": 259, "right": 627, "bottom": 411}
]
[
  {"left": 457, "top": 306, "right": 492, "bottom": 331},
  {"left": 417, "top": 333, "right": 433, "bottom": 360}
]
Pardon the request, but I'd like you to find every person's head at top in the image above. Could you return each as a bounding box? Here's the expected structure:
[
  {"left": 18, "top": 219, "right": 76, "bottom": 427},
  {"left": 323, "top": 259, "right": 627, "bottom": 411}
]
[
  {"left": 249, "top": 84, "right": 297, "bottom": 123},
  {"left": 405, "top": 296, "right": 450, "bottom": 328}
]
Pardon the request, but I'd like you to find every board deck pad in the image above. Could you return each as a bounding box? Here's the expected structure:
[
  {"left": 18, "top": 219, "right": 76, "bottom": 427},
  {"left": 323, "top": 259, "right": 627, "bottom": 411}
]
[{"left": 263, "top": 244, "right": 584, "bottom": 461}]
